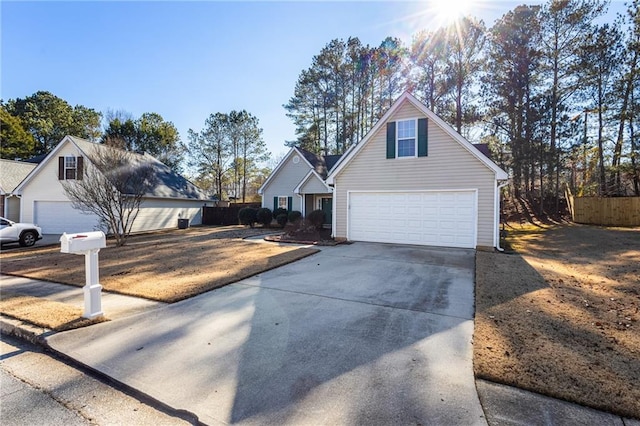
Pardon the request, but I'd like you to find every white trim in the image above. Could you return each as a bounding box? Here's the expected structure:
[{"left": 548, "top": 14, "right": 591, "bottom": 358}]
[
  {"left": 258, "top": 147, "right": 315, "bottom": 195},
  {"left": 331, "top": 184, "right": 337, "bottom": 238},
  {"left": 346, "top": 189, "right": 478, "bottom": 249},
  {"left": 14, "top": 135, "right": 82, "bottom": 193},
  {"left": 326, "top": 92, "right": 509, "bottom": 184},
  {"left": 293, "top": 169, "right": 332, "bottom": 195}
]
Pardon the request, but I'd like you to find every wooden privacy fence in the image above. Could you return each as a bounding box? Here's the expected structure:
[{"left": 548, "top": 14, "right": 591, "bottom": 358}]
[
  {"left": 202, "top": 203, "right": 260, "bottom": 226},
  {"left": 566, "top": 192, "right": 640, "bottom": 226}
]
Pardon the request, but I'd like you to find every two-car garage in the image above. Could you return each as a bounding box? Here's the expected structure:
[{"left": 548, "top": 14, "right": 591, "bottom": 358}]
[
  {"left": 347, "top": 190, "right": 477, "bottom": 249},
  {"left": 34, "top": 201, "right": 100, "bottom": 234}
]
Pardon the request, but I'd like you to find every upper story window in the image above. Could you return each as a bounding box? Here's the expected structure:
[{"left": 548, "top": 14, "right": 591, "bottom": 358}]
[
  {"left": 65, "top": 156, "right": 77, "bottom": 179},
  {"left": 397, "top": 119, "right": 416, "bottom": 157},
  {"left": 58, "top": 155, "right": 83, "bottom": 181}
]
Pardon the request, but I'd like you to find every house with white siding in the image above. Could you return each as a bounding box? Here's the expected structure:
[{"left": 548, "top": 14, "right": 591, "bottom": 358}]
[
  {"left": 14, "top": 135, "right": 212, "bottom": 235},
  {"left": 326, "top": 92, "right": 509, "bottom": 249},
  {"left": 0, "top": 159, "right": 36, "bottom": 221},
  {"left": 258, "top": 147, "right": 341, "bottom": 225}
]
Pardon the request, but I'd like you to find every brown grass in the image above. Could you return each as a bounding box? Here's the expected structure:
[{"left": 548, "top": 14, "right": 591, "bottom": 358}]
[
  {"left": 474, "top": 224, "right": 640, "bottom": 419},
  {"left": 1, "top": 226, "right": 318, "bottom": 303},
  {"left": 0, "top": 292, "right": 108, "bottom": 331}
]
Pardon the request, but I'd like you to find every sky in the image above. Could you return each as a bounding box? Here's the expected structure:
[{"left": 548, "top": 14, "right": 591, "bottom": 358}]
[{"left": 1, "top": 0, "right": 628, "bottom": 162}]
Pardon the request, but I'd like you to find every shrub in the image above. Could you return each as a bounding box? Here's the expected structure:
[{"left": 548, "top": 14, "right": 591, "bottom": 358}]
[
  {"left": 256, "top": 207, "right": 273, "bottom": 227},
  {"left": 306, "top": 209, "right": 325, "bottom": 229},
  {"left": 276, "top": 213, "right": 288, "bottom": 227},
  {"left": 274, "top": 207, "right": 288, "bottom": 218},
  {"left": 288, "top": 210, "right": 302, "bottom": 223},
  {"left": 238, "top": 207, "right": 258, "bottom": 227}
]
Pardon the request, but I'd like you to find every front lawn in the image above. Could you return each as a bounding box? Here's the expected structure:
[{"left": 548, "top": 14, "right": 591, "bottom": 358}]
[
  {"left": 1, "top": 226, "right": 318, "bottom": 303},
  {"left": 474, "top": 224, "right": 639, "bottom": 419}
]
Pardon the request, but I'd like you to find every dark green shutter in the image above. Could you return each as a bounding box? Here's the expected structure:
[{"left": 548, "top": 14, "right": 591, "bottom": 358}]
[
  {"left": 273, "top": 197, "right": 278, "bottom": 211},
  {"left": 287, "top": 196, "right": 293, "bottom": 212},
  {"left": 386, "top": 122, "right": 396, "bottom": 159},
  {"left": 418, "top": 118, "right": 428, "bottom": 157}
]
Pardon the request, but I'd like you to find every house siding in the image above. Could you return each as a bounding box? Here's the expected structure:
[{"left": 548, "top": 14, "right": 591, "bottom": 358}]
[
  {"left": 20, "top": 139, "right": 207, "bottom": 234},
  {"left": 334, "top": 102, "right": 497, "bottom": 247},
  {"left": 131, "top": 198, "right": 204, "bottom": 232},
  {"left": 20, "top": 141, "right": 88, "bottom": 224},
  {"left": 299, "top": 173, "right": 329, "bottom": 194},
  {"left": 261, "top": 153, "right": 309, "bottom": 212}
]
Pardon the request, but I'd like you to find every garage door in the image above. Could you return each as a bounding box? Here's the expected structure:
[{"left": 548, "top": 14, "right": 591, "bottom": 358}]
[
  {"left": 34, "top": 201, "right": 101, "bottom": 234},
  {"left": 348, "top": 191, "right": 477, "bottom": 248}
]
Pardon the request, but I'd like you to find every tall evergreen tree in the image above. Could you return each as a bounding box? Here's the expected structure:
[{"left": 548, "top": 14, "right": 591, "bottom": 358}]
[
  {"left": 5, "top": 91, "right": 102, "bottom": 155},
  {"left": 483, "top": 5, "right": 543, "bottom": 198},
  {"left": 540, "top": 0, "right": 608, "bottom": 200}
]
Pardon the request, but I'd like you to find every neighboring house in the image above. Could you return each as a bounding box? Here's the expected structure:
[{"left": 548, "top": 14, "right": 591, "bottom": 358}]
[
  {"left": 258, "top": 147, "right": 341, "bottom": 225},
  {"left": 14, "top": 135, "right": 212, "bottom": 235},
  {"left": 0, "top": 159, "right": 36, "bottom": 221},
  {"left": 326, "top": 92, "right": 509, "bottom": 249}
]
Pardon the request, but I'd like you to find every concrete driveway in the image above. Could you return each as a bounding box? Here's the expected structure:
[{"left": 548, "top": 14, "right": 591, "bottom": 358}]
[{"left": 47, "top": 242, "right": 486, "bottom": 425}]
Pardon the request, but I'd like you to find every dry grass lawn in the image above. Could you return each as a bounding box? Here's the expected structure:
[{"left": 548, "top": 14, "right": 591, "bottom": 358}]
[
  {"left": 0, "top": 292, "right": 108, "bottom": 331},
  {"left": 1, "top": 226, "right": 318, "bottom": 303},
  {"left": 475, "top": 224, "right": 640, "bottom": 419}
]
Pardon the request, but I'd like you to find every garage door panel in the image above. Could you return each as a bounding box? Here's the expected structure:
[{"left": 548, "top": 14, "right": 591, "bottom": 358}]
[
  {"left": 348, "top": 191, "right": 476, "bottom": 249},
  {"left": 34, "top": 201, "right": 101, "bottom": 234}
]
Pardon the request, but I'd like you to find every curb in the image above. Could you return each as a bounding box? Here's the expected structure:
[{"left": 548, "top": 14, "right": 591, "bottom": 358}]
[
  {"left": 0, "top": 316, "right": 205, "bottom": 426},
  {"left": 0, "top": 315, "right": 54, "bottom": 346}
]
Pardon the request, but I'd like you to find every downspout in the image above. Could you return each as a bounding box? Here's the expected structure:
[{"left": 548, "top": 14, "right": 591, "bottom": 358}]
[
  {"left": 495, "top": 181, "right": 508, "bottom": 252},
  {"left": 330, "top": 184, "right": 336, "bottom": 239}
]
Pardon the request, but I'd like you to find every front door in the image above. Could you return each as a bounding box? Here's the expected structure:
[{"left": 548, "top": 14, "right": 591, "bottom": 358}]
[{"left": 321, "top": 197, "right": 332, "bottom": 225}]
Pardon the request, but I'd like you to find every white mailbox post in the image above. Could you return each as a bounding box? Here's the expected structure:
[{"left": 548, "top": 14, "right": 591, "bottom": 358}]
[{"left": 60, "top": 231, "right": 107, "bottom": 319}]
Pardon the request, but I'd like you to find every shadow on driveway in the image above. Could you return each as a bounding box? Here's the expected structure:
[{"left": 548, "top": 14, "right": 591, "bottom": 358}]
[{"left": 47, "top": 242, "right": 486, "bottom": 425}]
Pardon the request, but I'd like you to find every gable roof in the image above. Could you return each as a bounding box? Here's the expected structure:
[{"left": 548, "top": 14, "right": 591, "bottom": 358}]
[
  {"left": 0, "top": 159, "right": 36, "bottom": 194},
  {"left": 326, "top": 92, "right": 509, "bottom": 184},
  {"left": 258, "top": 146, "right": 342, "bottom": 195},
  {"left": 15, "top": 135, "right": 211, "bottom": 200},
  {"left": 293, "top": 169, "right": 331, "bottom": 194}
]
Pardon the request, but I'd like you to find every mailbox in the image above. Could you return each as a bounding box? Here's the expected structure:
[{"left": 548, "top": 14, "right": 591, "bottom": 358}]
[
  {"left": 59, "top": 231, "right": 106, "bottom": 319},
  {"left": 60, "top": 231, "right": 106, "bottom": 254}
]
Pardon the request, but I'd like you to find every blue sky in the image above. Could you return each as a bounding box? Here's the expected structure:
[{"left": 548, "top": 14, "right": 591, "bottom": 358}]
[{"left": 1, "top": 1, "right": 626, "bottom": 161}]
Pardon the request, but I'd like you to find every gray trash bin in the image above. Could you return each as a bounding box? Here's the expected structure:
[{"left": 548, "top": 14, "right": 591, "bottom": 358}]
[{"left": 178, "top": 218, "right": 189, "bottom": 229}]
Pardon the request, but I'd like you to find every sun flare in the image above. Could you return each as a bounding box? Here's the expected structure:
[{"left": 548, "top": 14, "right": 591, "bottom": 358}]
[{"left": 429, "top": 0, "right": 475, "bottom": 25}]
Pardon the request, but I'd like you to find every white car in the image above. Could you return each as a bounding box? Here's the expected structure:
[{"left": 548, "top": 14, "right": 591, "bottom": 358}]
[{"left": 0, "top": 217, "right": 43, "bottom": 247}]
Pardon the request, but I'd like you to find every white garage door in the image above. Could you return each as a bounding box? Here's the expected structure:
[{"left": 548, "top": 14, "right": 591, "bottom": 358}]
[
  {"left": 348, "top": 191, "right": 477, "bottom": 248},
  {"left": 34, "top": 201, "right": 101, "bottom": 234}
]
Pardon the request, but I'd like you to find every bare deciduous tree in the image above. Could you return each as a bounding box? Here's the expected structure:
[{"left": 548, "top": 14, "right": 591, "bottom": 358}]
[{"left": 61, "top": 140, "right": 156, "bottom": 246}]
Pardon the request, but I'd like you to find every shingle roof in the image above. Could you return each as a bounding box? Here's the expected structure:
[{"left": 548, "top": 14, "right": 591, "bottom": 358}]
[
  {"left": 0, "top": 159, "right": 36, "bottom": 194},
  {"left": 473, "top": 144, "right": 493, "bottom": 160},
  {"left": 296, "top": 147, "right": 342, "bottom": 179},
  {"left": 68, "top": 136, "right": 210, "bottom": 200}
]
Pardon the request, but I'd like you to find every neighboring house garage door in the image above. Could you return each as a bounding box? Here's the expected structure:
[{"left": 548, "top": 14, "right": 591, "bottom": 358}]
[
  {"left": 348, "top": 191, "right": 477, "bottom": 248},
  {"left": 34, "top": 201, "right": 101, "bottom": 234}
]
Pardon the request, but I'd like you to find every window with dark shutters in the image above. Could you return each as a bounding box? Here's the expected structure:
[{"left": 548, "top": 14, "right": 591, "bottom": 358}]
[{"left": 58, "top": 155, "right": 83, "bottom": 180}]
